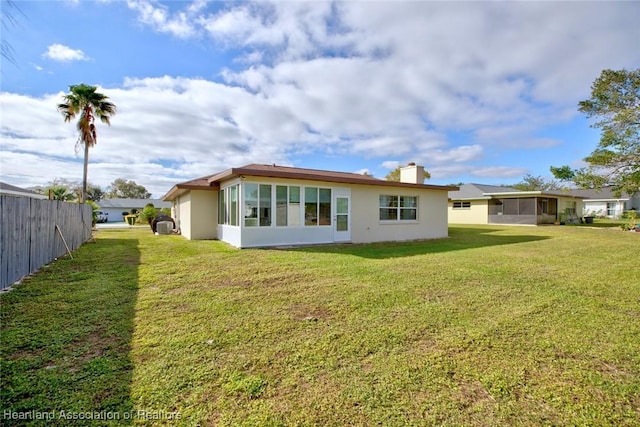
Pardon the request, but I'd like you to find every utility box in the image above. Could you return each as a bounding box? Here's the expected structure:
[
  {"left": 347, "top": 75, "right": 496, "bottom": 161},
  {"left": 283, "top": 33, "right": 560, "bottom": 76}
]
[{"left": 156, "top": 221, "right": 173, "bottom": 235}]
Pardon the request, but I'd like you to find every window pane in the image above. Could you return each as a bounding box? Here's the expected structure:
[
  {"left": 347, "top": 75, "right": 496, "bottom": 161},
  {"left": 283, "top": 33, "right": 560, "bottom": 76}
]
[
  {"left": 336, "top": 197, "right": 348, "bottom": 214},
  {"left": 260, "top": 184, "right": 271, "bottom": 226},
  {"left": 244, "top": 183, "right": 258, "bottom": 227},
  {"left": 400, "top": 208, "right": 417, "bottom": 220},
  {"left": 400, "top": 196, "right": 417, "bottom": 207},
  {"left": 288, "top": 186, "right": 301, "bottom": 226},
  {"left": 218, "top": 189, "right": 225, "bottom": 224},
  {"left": 380, "top": 208, "right": 397, "bottom": 221},
  {"left": 305, "top": 187, "right": 318, "bottom": 225},
  {"left": 318, "top": 188, "right": 331, "bottom": 225},
  {"left": 319, "top": 188, "right": 331, "bottom": 203},
  {"left": 380, "top": 195, "right": 398, "bottom": 208},
  {"left": 276, "top": 186, "right": 287, "bottom": 226},
  {"left": 289, "top": 186, "right": 300, "bottom": 203},
  {"left": 337, "top": 215, "right": 348, "bottom": 231},
  {"left": 230, "top": 186, "right": 238, "bottom": 226}
]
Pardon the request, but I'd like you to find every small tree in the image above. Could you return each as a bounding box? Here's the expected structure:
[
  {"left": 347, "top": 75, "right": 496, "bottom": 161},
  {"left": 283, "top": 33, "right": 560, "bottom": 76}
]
[
  {"left": 85, "top": 200, "right": 99, "bottom": 226},
  {"left": 139, "top": 203, "right": 158, "bottom": 223}
]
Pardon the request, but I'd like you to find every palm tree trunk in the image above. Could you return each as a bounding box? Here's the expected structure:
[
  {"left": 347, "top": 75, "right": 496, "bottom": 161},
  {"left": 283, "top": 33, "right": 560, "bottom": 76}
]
[{"left": 82, "top": 141, "right": 89, "bottom": 203}]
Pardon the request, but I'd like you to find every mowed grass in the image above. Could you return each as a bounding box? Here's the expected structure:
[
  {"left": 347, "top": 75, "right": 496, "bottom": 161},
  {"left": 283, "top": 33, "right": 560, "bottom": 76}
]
[{"left": 1, "top": 225, "right": 639, "bottom": 426}]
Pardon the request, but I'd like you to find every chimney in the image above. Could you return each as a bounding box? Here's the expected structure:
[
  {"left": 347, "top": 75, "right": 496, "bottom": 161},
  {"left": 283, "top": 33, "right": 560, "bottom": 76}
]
[{"left": 400, "top": 163, "right": 425, "bottom": 184}]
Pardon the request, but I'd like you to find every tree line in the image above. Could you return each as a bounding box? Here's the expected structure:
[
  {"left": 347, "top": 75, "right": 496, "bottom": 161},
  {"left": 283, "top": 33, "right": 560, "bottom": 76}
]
[{"left": 31, "top": 178, "right": 152, "bottom": 202}]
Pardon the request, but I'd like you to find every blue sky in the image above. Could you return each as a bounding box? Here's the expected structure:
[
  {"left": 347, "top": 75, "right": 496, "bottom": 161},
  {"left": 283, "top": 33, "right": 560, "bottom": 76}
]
[{"left": 1, "top": 0, "right": 639, "bottom": 197}]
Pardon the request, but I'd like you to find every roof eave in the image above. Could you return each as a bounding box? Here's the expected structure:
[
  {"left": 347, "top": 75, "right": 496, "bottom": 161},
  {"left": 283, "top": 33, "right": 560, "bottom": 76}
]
[
  {"left": 162, "top": 183, "right": 219, "bottom": 201},
  {"left": 207, "top": 167, "right": 457, "bottom": 191}
]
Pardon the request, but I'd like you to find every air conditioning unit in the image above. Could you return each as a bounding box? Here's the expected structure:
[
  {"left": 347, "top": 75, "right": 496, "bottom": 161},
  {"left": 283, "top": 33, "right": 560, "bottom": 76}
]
[{"left": 156, "top": 221, "right": 173, "bottom": 235}]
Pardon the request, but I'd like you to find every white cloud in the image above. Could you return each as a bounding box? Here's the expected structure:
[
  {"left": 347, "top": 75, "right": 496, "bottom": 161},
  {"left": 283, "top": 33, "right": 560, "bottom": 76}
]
[
  {"left": 3, "top": 1, "right": 639, "bottom": 194},
  {"left": 42, "top": 43, "right": 90, "bottom": 62},
  {"left": 127, "top": 0, "right": 197, "bottom": 38}
]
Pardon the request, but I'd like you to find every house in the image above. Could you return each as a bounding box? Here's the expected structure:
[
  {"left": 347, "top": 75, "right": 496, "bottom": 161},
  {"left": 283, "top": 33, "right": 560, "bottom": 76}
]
[
  {"left": 448, "top": 184, "right": 585, "bottom": 225},
  {"left": 162, "top": 163, "right": 457, "bottom": 247},
  {"left": 568, "top": 187, "right": 639, "bottom": 219},
  {"left": 0, "top": 182, "right": 48, "bottom": 199},
  {"left": 97, "top": 198, "right": 171, "bottom": 222}
]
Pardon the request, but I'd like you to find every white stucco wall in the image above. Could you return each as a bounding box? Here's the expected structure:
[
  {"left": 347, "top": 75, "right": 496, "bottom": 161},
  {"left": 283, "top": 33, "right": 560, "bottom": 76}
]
[
  {"left": 350, "top": 185, "right": 449, "bottom": 243},
  {"left": 447, "top": 200, "right": 489, "bottom": 224}
]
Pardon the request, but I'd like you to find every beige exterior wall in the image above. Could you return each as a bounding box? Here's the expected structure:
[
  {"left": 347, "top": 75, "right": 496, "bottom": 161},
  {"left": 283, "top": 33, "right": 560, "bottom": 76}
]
[
  {"left": 448, "top": 200, "right": 489, "bottom": 224},
  {"left": 557, "top": 196, "right": 585, "bottom": 218},
  {"left": 190, "top": 190, "right": 218, "bottom": 240},
  {"left": 350, "top": 185, "right": 449, "bottom": 243},
  {"left": 174, "top": 190, "right": 218, "bottom": 240}
]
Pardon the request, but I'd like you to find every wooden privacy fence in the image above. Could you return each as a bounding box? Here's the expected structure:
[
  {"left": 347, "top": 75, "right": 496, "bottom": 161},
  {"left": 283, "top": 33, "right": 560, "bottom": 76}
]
[{"left": 0, "top": 196, "right": 93, "bottom": 290}]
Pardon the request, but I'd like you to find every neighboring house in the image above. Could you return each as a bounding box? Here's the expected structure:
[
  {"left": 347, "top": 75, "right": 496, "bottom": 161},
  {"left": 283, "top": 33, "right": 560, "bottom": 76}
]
[
  {"left": 568, "top": 187, "right": 640, "bottom": 219},
  {"left": 162, "top": 163, "right": 457, "bottom": 247},
  {"left": 448, "top": 184, "right": 585, "bottom": 225},
  {"left": 97, "top": 198, "right": 171, "bottom": 222},
  {"left": 0, "top": 182, "right": 48, "bottom": 199}
]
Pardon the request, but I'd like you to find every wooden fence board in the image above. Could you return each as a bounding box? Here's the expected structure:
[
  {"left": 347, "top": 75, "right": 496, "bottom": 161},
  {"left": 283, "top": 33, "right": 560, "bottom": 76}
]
[{"left": 0, "top": 196, "right": 92, "bottom": 290}]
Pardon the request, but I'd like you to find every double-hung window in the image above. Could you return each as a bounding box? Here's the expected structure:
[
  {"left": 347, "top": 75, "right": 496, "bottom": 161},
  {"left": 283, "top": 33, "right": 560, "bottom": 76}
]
[{"left": 380, "top": 195, "right": 417, "bottom": 221}]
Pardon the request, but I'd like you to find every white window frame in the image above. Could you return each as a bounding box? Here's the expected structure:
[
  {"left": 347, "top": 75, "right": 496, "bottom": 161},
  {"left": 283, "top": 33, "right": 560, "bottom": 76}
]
[
  {"left": 453, "top": 201, "right": 471, "bottom": 209},
  {"left": 379, "top": 195, "right": 418, "bottom": 222}
]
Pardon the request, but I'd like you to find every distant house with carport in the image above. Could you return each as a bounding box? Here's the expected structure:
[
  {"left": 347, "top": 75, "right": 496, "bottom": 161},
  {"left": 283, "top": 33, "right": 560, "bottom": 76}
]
[
  {"left": 568, "top": 187, "right": 639, "bottom": 219},
  {"left": 97, "top": 198, "right": 171, "bottom": 222},
  {"left": 448, "top": 183, "right": 585, "bottom": 225},
  {"left": 162, "top": 163, "right": 457, "bottom": 247}
]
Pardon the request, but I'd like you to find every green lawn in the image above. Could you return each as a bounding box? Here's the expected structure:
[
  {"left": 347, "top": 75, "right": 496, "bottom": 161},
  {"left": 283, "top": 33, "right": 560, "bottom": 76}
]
[{"left": 1, "top": 225, "right": 639, "bottom": 426}]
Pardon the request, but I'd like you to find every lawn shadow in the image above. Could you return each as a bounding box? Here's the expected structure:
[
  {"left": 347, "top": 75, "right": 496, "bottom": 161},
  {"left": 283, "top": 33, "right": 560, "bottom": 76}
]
[
  {"left": 284, "top": 226, "right": 550, "bottom": 259},
  {"left": 0, "top": 236, "right": 139, "bottom": 426}
]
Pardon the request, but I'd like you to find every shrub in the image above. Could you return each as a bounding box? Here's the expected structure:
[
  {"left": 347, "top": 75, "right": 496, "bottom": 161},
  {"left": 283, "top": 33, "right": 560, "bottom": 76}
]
[
  {"left": 86, "top": 200, "right": 99, "bottom": 226},
  {"left": 139, "top": 205, "right": 158, "bottom": 223},
  {"left": 620, "top": 210, "right": 638, "bottom": 231}
]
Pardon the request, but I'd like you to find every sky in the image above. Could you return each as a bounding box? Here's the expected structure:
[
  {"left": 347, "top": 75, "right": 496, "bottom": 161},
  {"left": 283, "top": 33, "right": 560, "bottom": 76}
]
[{"left": 1, "top": 0, "right": 639, "bottom": 198}]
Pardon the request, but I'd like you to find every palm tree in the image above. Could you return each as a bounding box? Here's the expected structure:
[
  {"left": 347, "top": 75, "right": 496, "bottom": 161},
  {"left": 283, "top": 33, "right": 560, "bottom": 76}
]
[
  {"left": 49, "top": 185, "right": 76, "bottom": 201},
  {"left": 57, "top": 84, "right": 116, "bottom": 203}
]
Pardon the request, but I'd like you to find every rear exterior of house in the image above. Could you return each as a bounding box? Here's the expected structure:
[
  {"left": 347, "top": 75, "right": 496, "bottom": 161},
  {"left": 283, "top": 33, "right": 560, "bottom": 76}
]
[
  {"left": 163, "top": 164, "right": 457, "bottom": 247},
  {"left": 448, "top": 184, "right": 585, "bottom": 225},
  {"left": 569, "top": 187, "right": 640, "bottom": 219}
]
